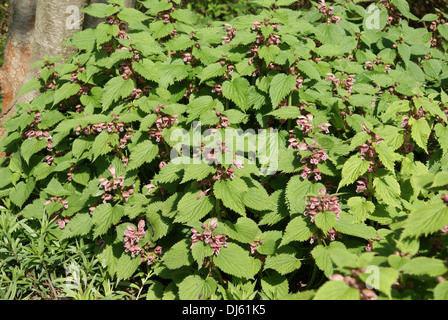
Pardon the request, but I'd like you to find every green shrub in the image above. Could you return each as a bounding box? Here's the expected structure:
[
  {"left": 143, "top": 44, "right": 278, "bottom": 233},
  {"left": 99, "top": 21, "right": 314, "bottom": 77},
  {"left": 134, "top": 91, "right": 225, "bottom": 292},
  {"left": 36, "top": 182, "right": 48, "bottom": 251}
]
[{"left": 1, "top": 0, "right": 448, "bottom": 300}]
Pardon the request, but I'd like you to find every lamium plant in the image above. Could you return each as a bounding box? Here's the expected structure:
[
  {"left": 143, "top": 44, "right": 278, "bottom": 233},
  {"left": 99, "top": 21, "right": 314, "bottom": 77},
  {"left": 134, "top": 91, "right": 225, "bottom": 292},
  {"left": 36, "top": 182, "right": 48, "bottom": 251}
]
[{"left": 0, "top": 0, "right": 448, "bottom": 300}]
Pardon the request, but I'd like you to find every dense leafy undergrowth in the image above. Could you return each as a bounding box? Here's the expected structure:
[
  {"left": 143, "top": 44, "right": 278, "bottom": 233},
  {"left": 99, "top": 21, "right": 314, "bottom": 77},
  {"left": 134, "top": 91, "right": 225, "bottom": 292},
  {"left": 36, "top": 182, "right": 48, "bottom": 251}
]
[{"left": 1, "top": 0, "right": 448, "bottom": 300}]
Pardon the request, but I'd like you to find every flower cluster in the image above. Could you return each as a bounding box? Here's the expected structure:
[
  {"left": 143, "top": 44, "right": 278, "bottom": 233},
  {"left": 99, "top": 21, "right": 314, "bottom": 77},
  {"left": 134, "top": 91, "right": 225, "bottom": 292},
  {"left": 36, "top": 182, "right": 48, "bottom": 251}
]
[
  {"left": 123, "top": 220, "right": 162, "bottom": 264},
  {"left": 190, "top": 218, "right": 228, "bottom": 256},
  {"left": 288, "top": 136, "right": 329, "bottom": 181},
  {"left": 75, "top": 117, "right": 130, "bottom": 137},
  {"left": 148, "top": 105, "right": 179, "bottom": 142},
  {"left": 304, "top": 189, "right": 341, "bottom": 223},
  {"left": 329, "top": 270, "right": 378, "bottom": 300},
  {"left": 318, "top": 0, "right": 341, "bottom": 25},
  {"left": 356, "top": 124, "right": 384, "bottom": 173},
  {"left": 99, "top": 166, "right": 135, "bottom": 203},
  {"left": 212, "top": 110, "right": 231, "bottom": 128},
  {"left": 310, "top": 228, "right": 342, "bottom": 244},
  {"left": 222, "top": 24, "right": 237, "bottom": 44},
  {"left": 124, "top": 220, "right": 146, "bottom": 257},
  {"left": 249, "top": 239, "right": 264, "bottom": 255}
]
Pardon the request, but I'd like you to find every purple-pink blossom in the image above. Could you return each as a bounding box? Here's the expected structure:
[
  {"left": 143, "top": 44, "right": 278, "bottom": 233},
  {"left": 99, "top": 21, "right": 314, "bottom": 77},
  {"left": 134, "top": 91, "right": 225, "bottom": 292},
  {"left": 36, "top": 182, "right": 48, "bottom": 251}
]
[{"left": 304, "top": 189, "right": 341, "bottom": 223}]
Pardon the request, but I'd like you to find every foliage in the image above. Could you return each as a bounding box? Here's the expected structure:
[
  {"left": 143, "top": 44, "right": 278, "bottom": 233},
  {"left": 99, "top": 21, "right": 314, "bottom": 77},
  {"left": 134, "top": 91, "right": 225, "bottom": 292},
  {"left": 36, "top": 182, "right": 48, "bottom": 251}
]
[{"left": 1, "top": 0, "right": 448, "bottom": 300}]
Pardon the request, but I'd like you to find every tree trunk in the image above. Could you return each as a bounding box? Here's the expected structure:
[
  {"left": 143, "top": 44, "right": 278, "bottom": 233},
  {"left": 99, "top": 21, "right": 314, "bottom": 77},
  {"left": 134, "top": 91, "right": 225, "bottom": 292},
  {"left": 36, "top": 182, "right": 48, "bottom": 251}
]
[
  {"left": 0, "top": 0, "right": 36, "bottom": 113},
  {"left": 0, "top": 0, "right": 137, "bottom": 141}
]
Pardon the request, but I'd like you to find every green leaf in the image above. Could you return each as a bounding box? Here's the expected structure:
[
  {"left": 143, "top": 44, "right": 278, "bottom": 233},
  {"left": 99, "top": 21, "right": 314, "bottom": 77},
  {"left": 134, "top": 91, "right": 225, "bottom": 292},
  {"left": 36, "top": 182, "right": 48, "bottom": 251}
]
[
  {"left": 92, "top": 204, "right": 123, "bottom": 238},
  {"left": 264, "top": 254, "right": 301, "bottom": 275},
  {"left": 21, "top": 138, "right": 47, "bottom": 164},
  {"left": 53, "top": 83, "right": 80, "bottom": 106},
  {"left": 221, "top": 77, "right": 250, "bottom": 111},
  {"left": 401, "top": 257, "right": 448, "bottom": 277},
  {"left": 83, "top": 3, "right": 118, "bottom": 18},
  {"left": 347, "top": 197, "right": 375, "bottom": 224},
  {"left": 435, "top": 123, "right": 448, "bottom": 154},
  {"left": 285, "top": 176, "right": 325, "bottom": 214},
  {"left": 334, "top": 212, "right": 377, "bottom": 240},
  {"left": 409, "top": 117, "right": 431, "bottom": 153},
  {"left": 280, "top": 216, "right": 316, "bottom": 247},
  {"left": 92, "top": 131, "right": 117, "bottom": 159},
  {"left": 261, "top": 272, "right": 289, "bottom": 299},
  {"left": 153, "top": 162, "right": 183, "bottom": 183},
  {"left": 214, "top": 243, "right": 261, "bottom": 279},
  {"left": 297, "top": 60, "right": 321, "bottom": 80},
  {"left": 116, "top": 252, "right": 141, "bottom": 280},
  {"left": 175, "top": 191, "right": 214, "bottom": 223},
  {"left": 213, "top": 178, "right": 248, "bottom": 216},
  {"left": 60, "top": 213, "right": 93, "bottom": 239},
  {"left": 434, "top": 282, "right": 448, "bottom": 300},
  {"left": 95, "top": 23, "right": 120, "bottom": 46},
  {"left": 198, "top": 63, "right": 227, "bottom": 83},
  {"left": 403, "top": 202, "right": 448, "bottom": 238},
  {"left": 181, "top": 164, "right": 215, "bottom": 183},
  {"left": 162, "top": 239, "right": 194, "bottom": 270},
  {"left": 269, "top": 74, "right": 296, "bottom": 107},
  {"left": 373, "top": 175, "right": 401, "bottom": 208},
  {"left": 117, "top": 7, "right": 149, "bottom": 22},
  {"left": 128, "top": 141, "right": 158, "bottom": 170},
  {"left": 224, "top": 217, "right": 262, "bottom": 244},
  {"left": 18, "top": 78, "right": 41, "bottom": 97},
  {"left": 178, "top": 275, "right": 217, "bottom": 300},
  {"left": 313, "top": 281, "right": 359, "bottom": 300},
  {"left": 268, "top": 106, "right": 302, "bottom": 119},
  {"left": 338, "top": 155, "right": 370, "bottom": 190},
  {"left": 10, "top": 179, "right": 35, "bottom": 209},
  {"left": 101, "top": 76, "right": 134, "bottom": 111},
  {"left": 258, "top": 45, "right": 281, "bottom": 65},
  {"left": 314, "top": 210, "right": 337, "bottom": 234},
  {"left": 375, "top": 143, "right": 402, "bottom": 173}
]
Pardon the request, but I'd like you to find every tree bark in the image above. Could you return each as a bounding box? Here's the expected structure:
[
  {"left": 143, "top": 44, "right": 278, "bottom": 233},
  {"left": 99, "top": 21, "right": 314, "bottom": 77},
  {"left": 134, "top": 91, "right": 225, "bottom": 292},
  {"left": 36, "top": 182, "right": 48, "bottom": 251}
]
[
  {"left": 0, "top": 0, "right": 137, "bottom": 141},
  {"left": 0, "top": 0, "right": 36, "bottom": 112}
]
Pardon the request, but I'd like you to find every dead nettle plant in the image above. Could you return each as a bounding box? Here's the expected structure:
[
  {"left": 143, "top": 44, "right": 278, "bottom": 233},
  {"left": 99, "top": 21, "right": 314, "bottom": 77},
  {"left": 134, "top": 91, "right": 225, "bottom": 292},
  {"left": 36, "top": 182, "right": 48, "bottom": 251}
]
[{"left": 0, "top": 0, "right": 448, "bottom": 300}]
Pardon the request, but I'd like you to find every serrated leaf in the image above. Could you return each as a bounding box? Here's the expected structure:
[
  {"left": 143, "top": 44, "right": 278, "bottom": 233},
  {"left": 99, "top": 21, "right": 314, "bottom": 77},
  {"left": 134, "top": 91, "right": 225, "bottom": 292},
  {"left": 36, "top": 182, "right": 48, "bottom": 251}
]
[
  {"left": 409, "top": 117, "right": 430, "bottom": 153},
  {"left": 53, "top": 83, "right": 80, "bottom": 106},
  {"left": 280, "top": 216, "right": 315, "bottom": 246},
  {"left": 268, "top": 106, "right": 302, "bottom": 119},
  {"left": 10, "top": 179, "right": 35, "bottom": 209},
  {"left": 314, "top": 210, "right": 337, "bottom": 234},
  {"left": 101, "top": 76, "right": 134, "bottom": 110},
  {"left": 178, "top": 275, "right": 217, "bottom": 300},
  {"left": 181, "top": 164, "right": 215, "bottom": 183},
  {"left": 213, "top": 178, "right": 247, "bottom": 216},
  {"left": 116, "top": 252, "right": 141, "bottom": 280},
  {"left": 264, "top": 254, "right": 301, "bottom": 275},
  {"left": 21, "top": 138, "right": 47, "bottom": 164},
  {"left": 373, "top": 175, "right": 401, "bottom": 208},
  {"left": 347, "top": 197, "right": 375, "bottom": 224},
  {"left": 92, "top": 204, "right": 124, "bottom": 238},
  {"left": 434, "top": 282, "right": 448, "bottom": 300},
  {"left": 198, "top": 63, "right": 227, "bottom": 83},
  {"left": 334, "top": 212, "right": 377, "bottom": 240},
  {"left": 313, "top": 281, "right": 359, "bottom": 300},
  {"left": 221, "top": 77, "right": 250, "bottom": 111},
  {"left": 403, "top": 202, "right": 448, "bottom": 238},
  {"left": 162, "top": 239, "right": 194, "bottom": 270},
  {"left": 285, "top": 176, "right": 325, "bottom": 214},
  {"left": 128, "top": 141, "right": 158, "bottom": 170},
  {"left": 175, "top": 191, "right": 214, "bottom": 223},
  {"left": 400, "top": 257, "right": 448, "bottom": 277},
  {"left": 434, "top": 123, "right": 448, "bottom": 154},
  {"left": 269, "top": 74, "right": 296, "bottom": 107},
  {"left": 60, "top": 213, "right": 93, "bottom": 239},
  {"left": 338, "top": 154, "right": 370, "bottom": 190},
  {"left": 213, "top": 243, "right": 260, "bottom": 279}
]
